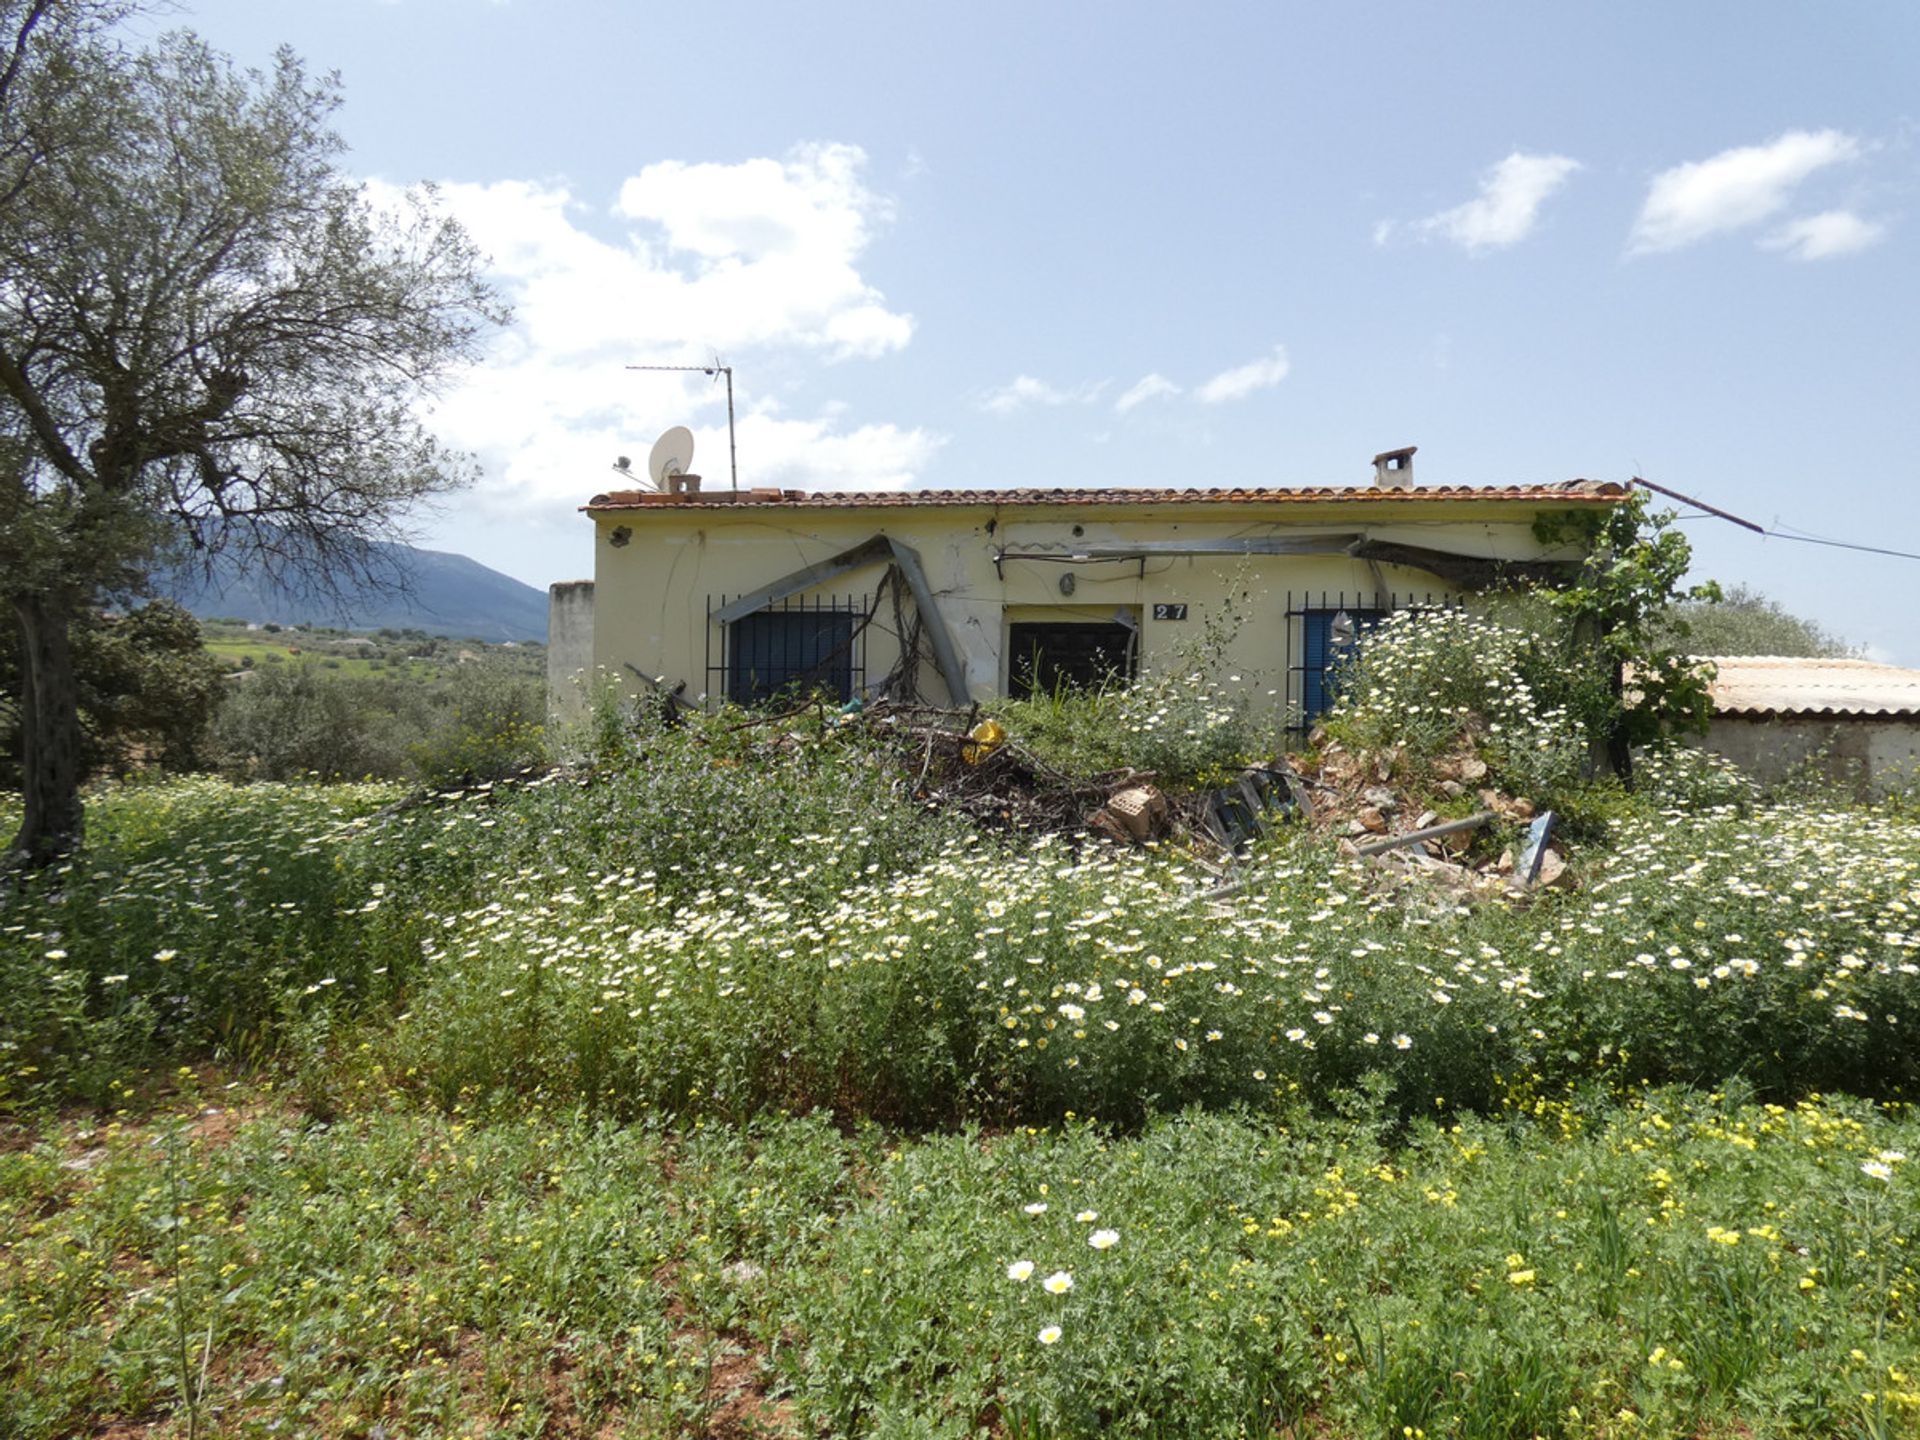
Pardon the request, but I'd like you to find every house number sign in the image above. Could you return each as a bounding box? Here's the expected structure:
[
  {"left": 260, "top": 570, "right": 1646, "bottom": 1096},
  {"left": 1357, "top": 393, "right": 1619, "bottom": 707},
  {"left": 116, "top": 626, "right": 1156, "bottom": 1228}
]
[{"left": 1152, "top": 603, "right": 1188, "bottom": 621}]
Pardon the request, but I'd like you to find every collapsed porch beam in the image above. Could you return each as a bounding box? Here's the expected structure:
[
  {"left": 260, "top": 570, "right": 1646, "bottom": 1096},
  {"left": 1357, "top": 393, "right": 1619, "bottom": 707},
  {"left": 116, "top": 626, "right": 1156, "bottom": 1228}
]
[
  {"left": 709, "top": 532, "right": 971, "bottom": 707},
  {"left": 710, "top": 535, "right": 894, "bottom": 624},
  {"left": 883, "top": 538, "right": 970, "bottom": 708}
]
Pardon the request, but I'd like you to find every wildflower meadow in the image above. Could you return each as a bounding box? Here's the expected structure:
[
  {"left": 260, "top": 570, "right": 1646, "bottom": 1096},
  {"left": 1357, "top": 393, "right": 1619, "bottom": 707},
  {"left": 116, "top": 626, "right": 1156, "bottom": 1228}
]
[{"left": 3, "top": 663, "right": 1919, "bottom": 1437}]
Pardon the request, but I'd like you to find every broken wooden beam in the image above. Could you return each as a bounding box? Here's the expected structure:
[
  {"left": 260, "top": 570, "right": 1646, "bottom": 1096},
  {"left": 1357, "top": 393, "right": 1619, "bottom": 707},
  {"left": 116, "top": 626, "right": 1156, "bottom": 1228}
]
[
  {"left": 622, "top": 662, "right": 698, "bottom": 711},
  {"left": 1352, "top": 811, "right": 1493, "bottom": 857}
]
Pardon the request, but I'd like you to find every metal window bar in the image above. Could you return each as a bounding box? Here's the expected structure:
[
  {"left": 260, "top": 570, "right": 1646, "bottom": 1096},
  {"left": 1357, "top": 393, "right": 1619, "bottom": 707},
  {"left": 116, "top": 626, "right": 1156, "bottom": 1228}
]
[
  {"left": 705, "top": 592, "right": 870, "bottom": 706},
  {"left": 1281, "top": 590, "right": 1445, "bottom": 739}
]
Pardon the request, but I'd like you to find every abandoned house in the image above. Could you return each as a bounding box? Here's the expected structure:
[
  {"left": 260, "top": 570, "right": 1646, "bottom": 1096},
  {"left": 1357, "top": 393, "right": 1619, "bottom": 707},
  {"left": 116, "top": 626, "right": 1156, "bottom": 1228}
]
[{"left": 548, "top": 448, "right": 1629, "bottom": 726}]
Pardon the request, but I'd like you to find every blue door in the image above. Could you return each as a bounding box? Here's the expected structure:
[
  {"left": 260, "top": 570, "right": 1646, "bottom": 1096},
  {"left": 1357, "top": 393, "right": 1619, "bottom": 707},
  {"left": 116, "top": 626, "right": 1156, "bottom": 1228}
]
[{"left": 1300, "top": 609, "right": 1385, "bottom": 723}]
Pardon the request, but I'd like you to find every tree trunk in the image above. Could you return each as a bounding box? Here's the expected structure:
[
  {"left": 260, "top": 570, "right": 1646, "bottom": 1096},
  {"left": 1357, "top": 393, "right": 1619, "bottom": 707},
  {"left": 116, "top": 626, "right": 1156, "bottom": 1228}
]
[
  {"left": 10, "top": 591, "right": 85, "bottom": 865},
  {"left": 1606, "top": 654, "right": 1635, "bottom": 787}
]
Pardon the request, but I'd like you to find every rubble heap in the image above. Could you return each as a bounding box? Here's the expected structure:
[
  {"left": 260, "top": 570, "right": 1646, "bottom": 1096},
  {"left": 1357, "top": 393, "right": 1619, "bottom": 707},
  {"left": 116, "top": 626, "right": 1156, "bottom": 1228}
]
[
  {"left": 1290, "top": 732, "right": 1571, "bottom": 900},
  {"left": 799, "top": 699, "right": 1575, "bottom": 904}
]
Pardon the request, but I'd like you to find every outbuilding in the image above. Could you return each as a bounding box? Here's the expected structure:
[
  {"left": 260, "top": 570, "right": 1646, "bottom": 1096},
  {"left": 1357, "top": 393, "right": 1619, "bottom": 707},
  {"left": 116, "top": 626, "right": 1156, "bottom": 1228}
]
[{"left": 1696, "top": 655, "right": 1920, "bottom": 799}]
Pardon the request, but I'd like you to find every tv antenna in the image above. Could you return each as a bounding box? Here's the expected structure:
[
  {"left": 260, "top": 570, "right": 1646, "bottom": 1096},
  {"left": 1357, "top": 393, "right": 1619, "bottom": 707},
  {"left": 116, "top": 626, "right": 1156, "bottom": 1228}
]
[{"left": 626, "top": 359, "right": 738, "bottom": 491}]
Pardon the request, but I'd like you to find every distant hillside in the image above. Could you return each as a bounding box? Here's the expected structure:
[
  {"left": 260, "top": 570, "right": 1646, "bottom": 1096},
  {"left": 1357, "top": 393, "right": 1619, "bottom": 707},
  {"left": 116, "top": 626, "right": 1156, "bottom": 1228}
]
[{"left": 158, "top": 539, "right": 548, "bottom": 643}]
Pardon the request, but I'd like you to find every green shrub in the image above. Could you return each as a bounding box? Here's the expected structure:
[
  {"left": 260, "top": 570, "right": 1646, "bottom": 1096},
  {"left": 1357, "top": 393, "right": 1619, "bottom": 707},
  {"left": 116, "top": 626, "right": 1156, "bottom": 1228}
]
[
  {"left": 404, "top": 659, "right": 546, "bottom": 786},
  {"left": 0, "top": 600, "right": 224, "bottom": 786},
  {"left": 213, "top": 667, "right": 415, "bottom": 779},
  {"left": 1669, "top": 581, "right": 1858, "bottom": 658},
  {"left": 213, "top": 661, "right": 544, "bottom": 785}
]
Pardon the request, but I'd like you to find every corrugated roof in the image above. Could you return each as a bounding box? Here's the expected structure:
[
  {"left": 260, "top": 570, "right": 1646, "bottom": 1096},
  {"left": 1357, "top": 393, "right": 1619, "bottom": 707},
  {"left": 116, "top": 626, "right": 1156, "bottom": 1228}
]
[
  {"left": 584, "top": 480, "right": 1629, "bottom": 512},
  {"left": 1703, "top": 656, "right": 1920, "bottom": 718}
]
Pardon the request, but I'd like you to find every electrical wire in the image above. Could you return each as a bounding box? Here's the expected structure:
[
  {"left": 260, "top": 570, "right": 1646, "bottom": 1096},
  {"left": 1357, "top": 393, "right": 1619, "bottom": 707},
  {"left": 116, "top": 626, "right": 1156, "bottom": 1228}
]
[{"left": 1752, "top": 532, "right": 1920, "bottom": 563}]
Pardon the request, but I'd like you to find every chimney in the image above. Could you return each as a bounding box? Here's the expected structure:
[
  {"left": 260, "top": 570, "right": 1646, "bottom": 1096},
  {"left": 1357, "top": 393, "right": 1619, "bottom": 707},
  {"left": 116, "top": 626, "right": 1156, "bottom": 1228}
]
[{"left": 1371, "top": 445, "right": 1416, "bottom": 489}]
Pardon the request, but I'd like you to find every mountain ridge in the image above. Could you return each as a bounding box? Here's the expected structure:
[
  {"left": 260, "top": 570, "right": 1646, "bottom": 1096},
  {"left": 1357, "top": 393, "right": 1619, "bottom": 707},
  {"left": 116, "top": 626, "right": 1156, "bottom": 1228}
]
[{"left": 156, "top": 537, "right": 549, "bottom": 643}]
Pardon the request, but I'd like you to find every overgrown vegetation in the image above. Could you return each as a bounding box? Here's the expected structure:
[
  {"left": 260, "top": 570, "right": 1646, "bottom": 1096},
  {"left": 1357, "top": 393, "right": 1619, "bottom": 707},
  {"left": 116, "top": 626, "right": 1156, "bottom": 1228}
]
[
  {"left": 6, "top": 723, "right": 1913, "bottom": 1133},
  {"left": 1320, "top": 602, "right": 1602, "bottom": 811},
  {"left": 1001, "top": 589, "right": 1285, "bottom": 789},
  {"left": 4, "top": 560, "right": 1918, "bottom": 1436},
  {"left": 3, "top": 1085, "right": 1914, "bottom": 1440}
]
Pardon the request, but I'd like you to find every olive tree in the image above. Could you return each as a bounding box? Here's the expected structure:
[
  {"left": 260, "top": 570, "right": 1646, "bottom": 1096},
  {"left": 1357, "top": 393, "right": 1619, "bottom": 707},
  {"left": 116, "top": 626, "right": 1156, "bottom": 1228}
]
[{"left": 0, "top": 2, "right": 506, "bottom": 862}]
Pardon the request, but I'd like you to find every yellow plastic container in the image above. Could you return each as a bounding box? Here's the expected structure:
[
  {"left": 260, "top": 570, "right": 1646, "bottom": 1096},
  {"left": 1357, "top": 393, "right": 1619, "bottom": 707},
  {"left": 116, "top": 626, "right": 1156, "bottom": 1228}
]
[{"left": 963, "top": 718, "right": 1006, "bottom": 765}]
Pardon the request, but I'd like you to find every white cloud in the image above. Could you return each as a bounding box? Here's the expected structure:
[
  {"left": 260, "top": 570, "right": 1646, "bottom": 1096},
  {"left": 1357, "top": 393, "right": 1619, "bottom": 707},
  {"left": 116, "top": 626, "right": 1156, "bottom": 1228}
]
[
  {"left": 1629, "top": 129, "right": 1860, "bottom": 254},
  {"left": 1114, "top": 373, "right": 1182, "bottom": 413},
  {"left": 1194, "top": 347, "right": 1290, "bottom": 405},
  {"left": 730, "top": 412, "right": 943, "bottom": 492},
  {"left": 978, "top": 374, "right": 1106, "bottom": 415},
  {"left": 1418, "top": 151, "right": 1581, "bottom": 253},
  {"left": 374, "top": 143, "right": 933, "bottom": 512},
  {"left": 1760, "top": 209, "right": 1888, "bottom": 260}
]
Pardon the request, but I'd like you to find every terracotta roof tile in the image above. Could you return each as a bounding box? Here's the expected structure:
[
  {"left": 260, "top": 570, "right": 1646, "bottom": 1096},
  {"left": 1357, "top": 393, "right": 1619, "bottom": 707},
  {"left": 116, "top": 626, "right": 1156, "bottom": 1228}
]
[
  {"left": 584, "top": 481, "right": 1628, "bottom": 512},
  {"left": 1701, "top": 656, "right": 1920, "bottom": 718}
]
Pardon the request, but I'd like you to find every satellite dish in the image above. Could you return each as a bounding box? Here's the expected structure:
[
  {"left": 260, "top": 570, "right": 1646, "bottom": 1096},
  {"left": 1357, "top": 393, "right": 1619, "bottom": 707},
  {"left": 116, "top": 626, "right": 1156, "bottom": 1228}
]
[{"left": 647, "top": 426, "right": 696, "bottom": 491}]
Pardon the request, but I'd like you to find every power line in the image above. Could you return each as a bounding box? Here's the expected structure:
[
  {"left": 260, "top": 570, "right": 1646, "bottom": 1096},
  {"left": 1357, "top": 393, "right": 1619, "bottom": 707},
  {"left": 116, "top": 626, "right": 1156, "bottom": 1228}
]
[
  {"left": 1630, "top": 476, "right": 1920, "bottom": 564},
  {"left": 1757, "top": 531, "right": 1920, "bottom": 563}
]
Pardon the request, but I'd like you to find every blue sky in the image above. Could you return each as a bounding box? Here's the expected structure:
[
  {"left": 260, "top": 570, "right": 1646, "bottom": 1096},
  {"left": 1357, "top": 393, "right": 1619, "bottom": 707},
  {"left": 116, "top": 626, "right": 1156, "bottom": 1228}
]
[{"left": 174, "top": 1, "right": 1919, "bottom": 660}]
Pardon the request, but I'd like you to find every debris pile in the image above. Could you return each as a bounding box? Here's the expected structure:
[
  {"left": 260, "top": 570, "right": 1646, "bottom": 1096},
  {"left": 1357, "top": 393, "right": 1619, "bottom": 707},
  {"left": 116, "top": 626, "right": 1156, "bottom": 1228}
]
[
  {"left": 1290, "top": 732, "right": 1572, "bottom": 900},
  {"left": 722, "top": 696, "right": 1573, "bottom": 904},
  {"left": 881, "top": 703, "right": 1153, "bottom": 834}
]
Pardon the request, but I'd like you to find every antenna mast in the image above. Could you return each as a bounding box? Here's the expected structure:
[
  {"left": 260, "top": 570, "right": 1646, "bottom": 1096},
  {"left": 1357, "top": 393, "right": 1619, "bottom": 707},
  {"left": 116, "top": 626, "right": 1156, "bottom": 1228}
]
[{"left": 626, "top": 361, "right": 738, "bottom": 492}]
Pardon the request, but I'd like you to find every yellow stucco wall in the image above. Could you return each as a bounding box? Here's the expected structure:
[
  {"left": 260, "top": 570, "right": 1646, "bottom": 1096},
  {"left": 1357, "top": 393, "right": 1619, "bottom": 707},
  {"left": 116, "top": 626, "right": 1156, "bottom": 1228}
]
[{"left": 581, "top": 495, "right": 1601, "bottom": 712}]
